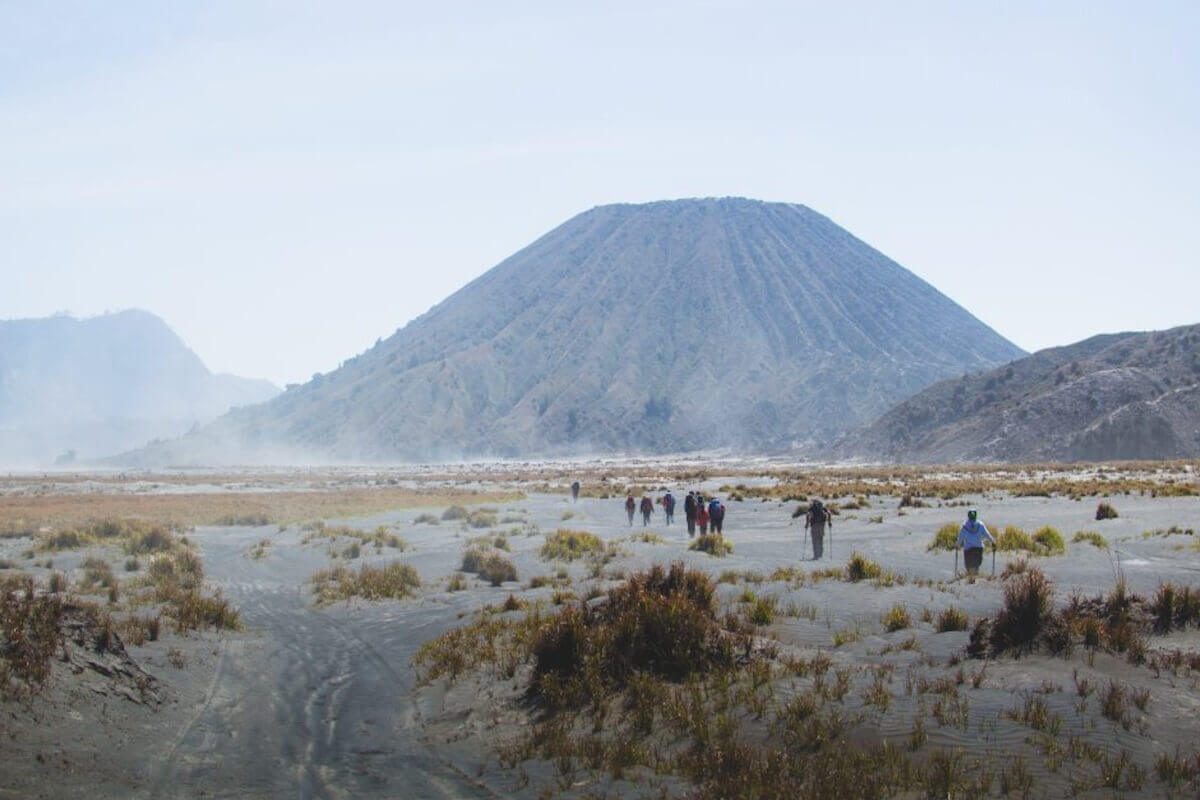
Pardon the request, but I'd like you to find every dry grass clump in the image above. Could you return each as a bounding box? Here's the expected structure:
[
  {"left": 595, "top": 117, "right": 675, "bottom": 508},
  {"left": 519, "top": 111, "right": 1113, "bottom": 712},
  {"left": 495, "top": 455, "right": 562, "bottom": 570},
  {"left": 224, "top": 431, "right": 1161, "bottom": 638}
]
[
  {"left": 936, "top": 607, "right": 970, "bottom": 633},
  {"left": 882, "top": 603, "right": 911, "bottom": 632},
  {"left": 214, "top": 513, "right": 271, "bottom": 526},
  {"left": 310, "top": 561, "right": 420, "bottom": 604},
  {"left": 460, "top": 548, "right": 517, "bottom": 585},
  {"left": 994, "top": 525, "right": 1032, "bottom": 552},
  {"left": 968, "top": 568, "right": 1056, "bottom": 657},
  {"left": 747, "top": 596, "right": 778, "bottom": 626},
  {"left": 530, "top": 563, "right": 740, "bottom": 709},
  {"left": 1095, "top": 501, "right": 1120, "bottom": 520},
  {"left": 466, "top": 509, "right": 498, "bottom": 529},
  {"left": 0, "top": 575, "right": 64, "bottom": 699},
  {"left": 467, "top": 533, "right": 510, "bottom": 552},
  {"left": 1031, "top": 526, "right": 1065, "bottom": 556},
  {"left": 441, "top": 505, "right": 468, "bottom": 521},
  {"left": 689, "top": 533, "right": 734, "bottom": 557},
  {"left": 1148, "top": 582, "right": 1200, "bottom": 633},
  {"left": 1072, "top": 530, "right": 1109, "bottom": 549},
  {"left": 412, "top": 513, "right": 440, "bottom": 525},
  {"left": 927, "top": 523, "right": 959, "bottom": 552},
  {"left": 540, "top": 529, "right": 604, "bottom": 561},
  {"left": 845, "top": 552, "right": 882, "bottom": 582}
]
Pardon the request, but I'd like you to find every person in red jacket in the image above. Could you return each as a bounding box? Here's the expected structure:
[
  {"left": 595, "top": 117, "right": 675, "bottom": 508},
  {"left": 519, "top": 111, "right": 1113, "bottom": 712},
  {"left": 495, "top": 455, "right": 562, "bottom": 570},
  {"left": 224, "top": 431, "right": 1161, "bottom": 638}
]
[
  {"left": 696, "top": 500, "right": 709, "bottom": 536},
  {"left": 639, "top": 495, "right": 653, "bottom": 526}
]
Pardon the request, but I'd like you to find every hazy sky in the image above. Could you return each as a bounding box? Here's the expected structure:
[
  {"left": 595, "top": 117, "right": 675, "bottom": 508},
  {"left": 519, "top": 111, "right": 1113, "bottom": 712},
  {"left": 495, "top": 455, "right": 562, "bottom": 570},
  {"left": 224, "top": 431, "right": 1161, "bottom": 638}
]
[{"left": 2, "top": 1, "right": 1197, "bottom": 386}]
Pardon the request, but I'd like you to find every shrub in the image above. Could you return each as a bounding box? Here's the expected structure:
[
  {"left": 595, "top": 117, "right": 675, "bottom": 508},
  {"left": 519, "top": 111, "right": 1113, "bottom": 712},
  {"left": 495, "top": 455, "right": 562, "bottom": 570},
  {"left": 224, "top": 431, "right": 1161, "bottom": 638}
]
[
  {"left": 478, "top": 553, "right": 518, "bottom": 586},
  {"left": 125, "top": 525, "right": 178, "bottom": 554},
  {"left": 460, "top": 547, "right": 489, "bottom": 573},
  {"left": 311, "top": 561, "right": 420, "bottom": 604},
  {"left": 927, "top": 523, "right": 959, "bottom": 551},
  {"left": 936, "top": 607, "right": 970, "bottom": 633},
  {"left": 1151, "top": 583, "right": 1178, "bottom": 633},
  {"left": 48, "top": 571, "right": 67, "bottom": 594},
  {"left": 883, "top": 603, "right": 911, "bottom": 632},
  {"left": 169, "top": 590, "right": 243, "bottom": 632},
  {"left": 689, "top": 533, "right": 733, "bottom": 557},
  {"left": 540, "top": 529, "right": 604, "bottom": 561},
  {"left": 466, "top": 510, "right": 497, "bottom": 529},
  {"left": 748, "top": 596, "right": 778, "bottom": 626},
  {"left": 1096, "top": 502, "right": 1119, "bottom": 520},
  {"left": 441, "top": 506, "right": 468, "bottom": 521},
  {"left": 413, "top": 513, "right": 440, "bottom": 525},
  {"left": 1072, "top": 531, "right": 1108, "bottom": 549},
  {"left": 124, "top": 557, "right": 141, "bottom": 572},
  {"left": 530, "top": 563, "right": 736, "bottom": 708},
  {"left": 990, "top": 568, "right": 1055, "bottom": 653},
  {"left": 995, "top": 526, "right": 1034, "bottom": 553},
  {"left": 446, "top": 572, "right": 468, "bottom": 592},
  {"left": 0, "top": 575, "right": 64, "bottom": 698},
  {"left": 1032, "top": 526, "right": 1065, "bottom": 556},
  {"left": 845, "top": 552, "right": 882, "bottom": 582}
]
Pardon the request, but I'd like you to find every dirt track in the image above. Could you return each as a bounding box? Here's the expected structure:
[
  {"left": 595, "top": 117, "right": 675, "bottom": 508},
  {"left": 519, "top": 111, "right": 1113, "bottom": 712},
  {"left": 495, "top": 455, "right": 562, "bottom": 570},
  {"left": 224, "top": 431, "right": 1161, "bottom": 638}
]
[{"left": 139, "top": 524, "right": 503, "bottom": 800}]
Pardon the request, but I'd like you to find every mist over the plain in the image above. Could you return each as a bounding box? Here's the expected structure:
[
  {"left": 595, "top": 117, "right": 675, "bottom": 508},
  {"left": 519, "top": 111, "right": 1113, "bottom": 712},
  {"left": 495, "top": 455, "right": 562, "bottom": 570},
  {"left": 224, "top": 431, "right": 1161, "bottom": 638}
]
[{"left": 0, "top": 310, "right": 278, "bottom": 468}]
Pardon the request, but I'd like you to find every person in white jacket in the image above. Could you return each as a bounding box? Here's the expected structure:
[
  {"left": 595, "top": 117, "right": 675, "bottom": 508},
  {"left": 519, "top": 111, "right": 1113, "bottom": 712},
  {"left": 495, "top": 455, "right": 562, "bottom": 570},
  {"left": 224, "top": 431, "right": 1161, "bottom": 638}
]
[{"left": 957, "top": 508, "right": 996, "bottom": 575}]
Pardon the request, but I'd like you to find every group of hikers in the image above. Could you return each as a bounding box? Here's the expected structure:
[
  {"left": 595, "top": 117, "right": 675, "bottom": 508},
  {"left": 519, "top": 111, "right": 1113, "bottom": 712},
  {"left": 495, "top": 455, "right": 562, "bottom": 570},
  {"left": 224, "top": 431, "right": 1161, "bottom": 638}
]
[
  {"left": 570, "top": 479, "right": 997, "bottom": 572},
  {"left": 622, "top": 490, "right": 726, "bottom": 535}
]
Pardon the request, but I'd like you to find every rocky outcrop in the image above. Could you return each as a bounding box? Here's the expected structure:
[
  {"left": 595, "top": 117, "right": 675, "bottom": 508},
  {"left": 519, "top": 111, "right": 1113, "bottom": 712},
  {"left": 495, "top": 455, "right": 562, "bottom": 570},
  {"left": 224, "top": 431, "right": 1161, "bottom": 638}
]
[{"left": 836, "top": 324, "right": 1200, "bottom": 462}]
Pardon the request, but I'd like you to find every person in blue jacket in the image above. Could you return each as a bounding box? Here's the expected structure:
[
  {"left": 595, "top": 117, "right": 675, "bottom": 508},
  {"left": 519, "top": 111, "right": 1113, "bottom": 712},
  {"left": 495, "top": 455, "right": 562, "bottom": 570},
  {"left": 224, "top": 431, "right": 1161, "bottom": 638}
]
[{"left": 956, "top": 508, "right": 996, "bottom": 575}]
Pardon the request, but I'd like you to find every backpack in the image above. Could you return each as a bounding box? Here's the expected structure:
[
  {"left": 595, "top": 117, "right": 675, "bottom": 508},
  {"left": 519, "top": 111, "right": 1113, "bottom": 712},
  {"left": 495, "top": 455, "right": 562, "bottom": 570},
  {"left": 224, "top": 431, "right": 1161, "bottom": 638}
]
[
  {"left": 708, "top": 499, "right": 722, "bottom": 519},
  {"left": 809, "top": 501, "right": 827, "bottom": 524}
]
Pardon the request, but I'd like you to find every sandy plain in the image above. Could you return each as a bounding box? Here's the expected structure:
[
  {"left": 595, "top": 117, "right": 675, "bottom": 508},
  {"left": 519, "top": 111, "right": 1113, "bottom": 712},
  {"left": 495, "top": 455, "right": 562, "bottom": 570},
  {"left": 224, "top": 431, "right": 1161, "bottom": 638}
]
[{"left": 2, "top": 460, "right": 1199, "bottom": 798}]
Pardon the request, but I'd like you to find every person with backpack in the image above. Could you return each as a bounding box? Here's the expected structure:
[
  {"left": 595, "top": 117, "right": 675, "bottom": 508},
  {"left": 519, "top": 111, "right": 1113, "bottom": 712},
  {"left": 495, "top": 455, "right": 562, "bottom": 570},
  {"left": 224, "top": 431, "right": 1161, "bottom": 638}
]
[
  {"left": 663, "top": 491, "right": 675, "bottom": 525},
  {"left": 696, "top": 498, "right": 709, "bottom": 536},
  {"left": 957, "top": 508, "right": 996, "bottom": 576},
  {"left": 708, "top": 497, "right": 725, "bottom": 534},
  {"left": 571, "top": 481, "right": 581, "bottom": 502},
  {"left": 639, "top": 495, "right": 654, "bottom": 526},
  {"left": 625, "top": 493, "right": 636, "bottom": 526},
  {"left": 805, "top": 499, "right": 832, "bottom": 559},
  {"left": 683, "top": 491, "right": 698, "bottom": 536}
]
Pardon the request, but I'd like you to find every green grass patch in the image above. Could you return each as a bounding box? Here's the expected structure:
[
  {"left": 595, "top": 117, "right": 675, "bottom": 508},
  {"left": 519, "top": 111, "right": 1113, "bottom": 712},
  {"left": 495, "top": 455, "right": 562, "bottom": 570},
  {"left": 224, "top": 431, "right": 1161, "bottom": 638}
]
[{"left": 540, "top": 529, "right": 604, "bottom": 561}]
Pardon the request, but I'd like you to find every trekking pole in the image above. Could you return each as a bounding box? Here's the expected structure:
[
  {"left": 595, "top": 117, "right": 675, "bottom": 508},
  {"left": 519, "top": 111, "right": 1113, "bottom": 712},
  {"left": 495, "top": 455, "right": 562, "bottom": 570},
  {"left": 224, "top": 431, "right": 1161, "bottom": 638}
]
[
  {"left": 954, "top": 546, "right": 959, "bottom": 578},
  {"left": 991, "top": 545, "right": 996, "bottom": 578},
  {"left": 802, "top": 525, "right": 808, "bottom": 561},
  {"left": 829, "top": 526, "right": 833, "bottom": 560}
]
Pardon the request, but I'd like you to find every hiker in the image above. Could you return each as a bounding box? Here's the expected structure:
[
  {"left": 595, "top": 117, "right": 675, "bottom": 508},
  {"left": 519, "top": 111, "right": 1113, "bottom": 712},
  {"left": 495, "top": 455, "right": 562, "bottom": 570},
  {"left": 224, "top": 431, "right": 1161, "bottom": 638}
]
[
  {"left": 625, "top": 493, "right": 636, "bottom": 526},
  {"left": 805, "top": 499, "right": 832, "bottom": 559},
  {"left": 957, "top": 508, "right": 996, "bottom": 576},
  {"left": 640, "top": 495, "right": 654, "bottom": 526},
  {"left": 663, "top": 491, "right": 675, "bottom": 525},
  {"left": 709, "top": 496, "right": 725, "bottom": 534},
  {"left": 571, "top": 481, "right": 581, "bottom": 502},
  {"left": 684, "top": 491, "right": 698, "bottom": 536},
  {"left": 696, "top": 498, "right": 709, "bottom": 536}
]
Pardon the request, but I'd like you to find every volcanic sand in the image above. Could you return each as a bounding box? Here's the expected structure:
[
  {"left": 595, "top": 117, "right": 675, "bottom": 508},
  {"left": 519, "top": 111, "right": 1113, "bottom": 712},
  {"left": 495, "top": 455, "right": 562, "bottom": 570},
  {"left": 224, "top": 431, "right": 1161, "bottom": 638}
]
[{"left": 2, "top": 468, "right": 1200, "bottom": 798}]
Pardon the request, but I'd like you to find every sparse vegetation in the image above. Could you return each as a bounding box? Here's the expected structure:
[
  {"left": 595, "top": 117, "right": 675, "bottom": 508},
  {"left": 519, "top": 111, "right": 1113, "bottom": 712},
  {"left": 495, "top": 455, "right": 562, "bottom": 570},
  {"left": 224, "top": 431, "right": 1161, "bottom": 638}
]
[
  {"left": 539, "top": 529, "right": 604, "bottom": 561},
  {"left": 1072, "top": 530, "right": 1109, "bottom": 549},
  {"left": 1096, "top": 501, "right": 1120, "bottom": 520},
  {"left": 310, "top": 561, "right": 420, "bottom": 604},
  {"left": 882, "top": 603, "right": 911, "bottom": 632},
  {"left": 935, "top": 606, "right": 970, "bottom": 633},
  {"left": 0, "top": 575, "right": 64, "bottom": 699},
  {"left": 927, "top": 523, "right": 959, "bottom": 551},
  {"left": 845, "top": 551, "right": 882, "bottom": 582},
  {"left": 689, "top": 533, "right": 733, "bottom": 557}
]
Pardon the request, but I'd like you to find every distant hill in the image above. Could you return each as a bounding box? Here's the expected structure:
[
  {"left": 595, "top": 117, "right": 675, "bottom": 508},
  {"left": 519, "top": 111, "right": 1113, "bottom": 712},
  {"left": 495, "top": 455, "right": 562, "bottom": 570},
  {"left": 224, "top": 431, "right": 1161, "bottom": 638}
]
[
  {"left": 835, "top": 323, "right": 1200, "bottom": 462},
  {"left": 124, "top": 198, "right": 1023, "bottom": 465},
  {"left": 0, "top": 310, "right": 278, "bottom": 466}
]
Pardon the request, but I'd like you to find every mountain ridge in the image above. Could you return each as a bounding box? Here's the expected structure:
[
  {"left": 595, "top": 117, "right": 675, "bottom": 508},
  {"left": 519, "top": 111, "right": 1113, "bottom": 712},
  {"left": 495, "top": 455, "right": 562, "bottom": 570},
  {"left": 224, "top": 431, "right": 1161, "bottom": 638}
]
[
  {"left": 0, "top": 310, "right": 279, "bottom": 466},
  {"left": 834, "top": 323, "right": 1200, "bottom": 462}
]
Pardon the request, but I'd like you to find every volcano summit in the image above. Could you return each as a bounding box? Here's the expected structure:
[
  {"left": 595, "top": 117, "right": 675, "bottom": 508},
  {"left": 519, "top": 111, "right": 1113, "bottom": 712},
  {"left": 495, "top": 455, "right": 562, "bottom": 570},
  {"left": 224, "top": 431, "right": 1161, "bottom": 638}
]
[{"left": 130, "top": 198, "right": 1023, "bottom": 463}]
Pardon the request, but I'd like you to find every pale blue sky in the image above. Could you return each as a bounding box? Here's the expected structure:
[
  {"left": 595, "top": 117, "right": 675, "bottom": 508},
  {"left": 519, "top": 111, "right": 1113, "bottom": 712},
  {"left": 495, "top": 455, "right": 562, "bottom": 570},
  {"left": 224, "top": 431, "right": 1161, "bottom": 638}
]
[{"left": 2, "top": 1, "right": 1197, "bottom": 385}]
